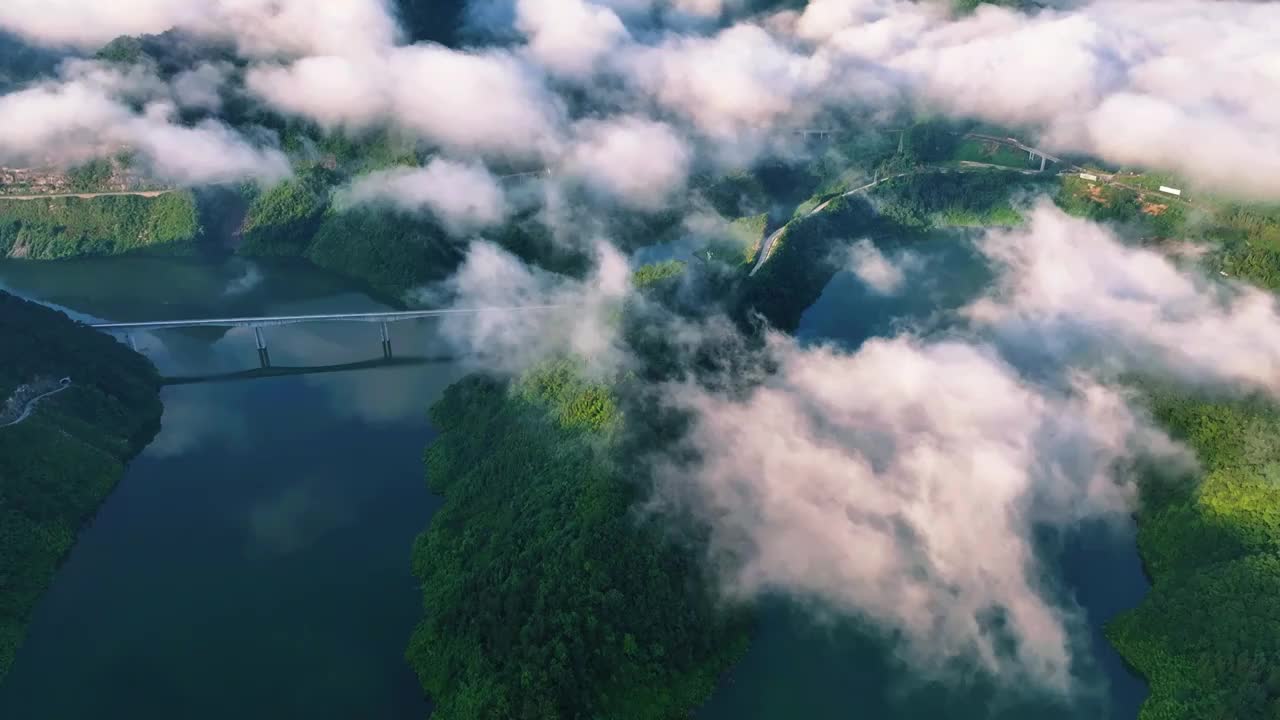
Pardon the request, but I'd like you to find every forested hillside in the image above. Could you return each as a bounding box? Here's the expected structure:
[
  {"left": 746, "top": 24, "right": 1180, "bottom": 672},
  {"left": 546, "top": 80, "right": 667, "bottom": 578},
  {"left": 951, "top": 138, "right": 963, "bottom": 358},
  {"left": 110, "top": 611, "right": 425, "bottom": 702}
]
[
  {"left": 872, "top": 170, "right": 1046, "bottom": 228},
  {"left": 737, "top": 196, "right": 880, "bottom": 331},
  {"left": 1108, "top": 390, "right": 1280, "bottom": 720},
  {"left": 305, "top": 208, "right": 466, "bottom": 299},
  {"left": 408, "top": 363, "right": 749, "bottom": 719},
  {"left": 0, "top": 193, "right": 201, "bottom": 259},
  {"left": 0, "top": 292, "right": 163, "bottom": 682},
  {"left": 0, "top": 32, "right": 58, "bottom": 93},
  {"left": 1056, "top": 173, "right": 1280, "bottom": 289},
  {"left": 237, "top": 170, "right": 335, "bottom": 256}
]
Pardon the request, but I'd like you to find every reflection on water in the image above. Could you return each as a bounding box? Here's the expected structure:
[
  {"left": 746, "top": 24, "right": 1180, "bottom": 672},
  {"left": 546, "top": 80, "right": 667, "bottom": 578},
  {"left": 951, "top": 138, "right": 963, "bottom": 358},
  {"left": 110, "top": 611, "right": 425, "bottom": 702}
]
[
  {"left": 0, "top": 239, "right": 1151, "bottom": 720},
  {"left": 0, "top": 256, "right": 356, "bottom": 324},
  {"left": 0, "top": 258, "right": 467, "bottom": 719},
  {"left": 796, "top": 229, "right": 994, "bottom": 348},
  {"left": 162, "top": 356, "right": 450, "bottom": 385}
]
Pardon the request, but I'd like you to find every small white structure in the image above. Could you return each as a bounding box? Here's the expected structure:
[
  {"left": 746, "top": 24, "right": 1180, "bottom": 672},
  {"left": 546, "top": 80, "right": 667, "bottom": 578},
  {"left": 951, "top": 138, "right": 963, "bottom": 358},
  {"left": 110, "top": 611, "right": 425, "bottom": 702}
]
[
  {"left": 1159, "top": 186, "right": 1183, "bottom": 196},
  {"left": 1079, "top": 173, "right": 1098, "bottom": 181}
]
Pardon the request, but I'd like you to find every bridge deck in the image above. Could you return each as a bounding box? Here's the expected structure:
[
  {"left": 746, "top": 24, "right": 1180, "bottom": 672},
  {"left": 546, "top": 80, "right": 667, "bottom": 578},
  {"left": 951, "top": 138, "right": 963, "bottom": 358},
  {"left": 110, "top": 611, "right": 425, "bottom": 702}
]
[
  {"left": 90, "top": 305, "right": 566, "bottom": 331},
  {"left": 963, "top": 133, "right": 1064, "bottom": 164}
]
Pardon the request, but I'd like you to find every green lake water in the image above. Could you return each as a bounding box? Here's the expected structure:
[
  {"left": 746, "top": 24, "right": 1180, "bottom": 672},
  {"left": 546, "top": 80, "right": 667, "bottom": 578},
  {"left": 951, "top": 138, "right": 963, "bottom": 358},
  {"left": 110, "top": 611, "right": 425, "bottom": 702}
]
[
  {"left": 0, "top": 257, "right": 465, "bottom": 719},
  {"left": 0, "top": 243, "right": 1150, "bottom": 719},
  {"left": 701, "top": 231, "right": 1150, "bottom": 719}
]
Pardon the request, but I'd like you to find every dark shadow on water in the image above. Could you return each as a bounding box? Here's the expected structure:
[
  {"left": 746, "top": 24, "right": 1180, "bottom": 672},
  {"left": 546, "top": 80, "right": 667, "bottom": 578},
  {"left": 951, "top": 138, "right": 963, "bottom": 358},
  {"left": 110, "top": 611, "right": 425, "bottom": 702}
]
[{"left": 161, "top": 354, "right": 465, "bottom": 386}]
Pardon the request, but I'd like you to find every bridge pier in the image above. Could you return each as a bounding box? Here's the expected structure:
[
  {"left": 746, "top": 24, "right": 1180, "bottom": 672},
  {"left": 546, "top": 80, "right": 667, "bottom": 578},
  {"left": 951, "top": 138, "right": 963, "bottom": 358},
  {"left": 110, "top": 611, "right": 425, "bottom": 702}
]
[
  {"left": 1039, "top": 154, "right": 1046, "bottom": 172},
  {"left": 90, "top": 306, "right": 565, "bottom": 368},
  {"left": 126, "top": 333, "right": 138, "bottom": 351},
  {"left": 253, "top": 326, "right": 271, "bottom": 368}
]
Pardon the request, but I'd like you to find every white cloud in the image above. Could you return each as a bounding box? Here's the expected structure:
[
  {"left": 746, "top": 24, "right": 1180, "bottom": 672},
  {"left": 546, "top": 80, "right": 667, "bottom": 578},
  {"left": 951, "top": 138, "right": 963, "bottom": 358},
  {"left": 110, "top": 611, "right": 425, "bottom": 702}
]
[
  {"left": 656, "top": 332, "right": 1187, "bottom": 689},
  {"left": 967, "top": 202, "right": 1280, "bottom": 395},
  {"left": 564, "top": 116, "right": 692, "bottom": 210},
  {"left": 800, "top": 0, "right": 1280, "bottom": 198},
  {"left": 420, "top": 240, "right": 632, "bottom": 374},
  {"left": 620, "top": 24, "right": 833, "bottom": 137},
  {"left": 247, "top": 46, "right": 564, "bottom": 158},
  {"left": 8, "top": 0, "right": 1276, "bottom": 199},
  {"left": 516, "top": 0, "right": 630, "bottom": 78},
  {"left": 128, "top": 109, "right": 291, "bottom": 185},
  {"left": 0, "top": 0, "right": 199, "bottom": 49},
  {"left": 0, "top": 0, "right": 400, "bottom": 57},
  {"left": 171, "top": 62, "right": 232, "bottom": 111},
  {"left": 846, "top": 237, "right": 920, "bottom": 295},
  {"left": 338, "top": 158, "right": 510, "bottom": 233},
  {"left": 0, "top": 66, "right": 289, "bottom": 184}
]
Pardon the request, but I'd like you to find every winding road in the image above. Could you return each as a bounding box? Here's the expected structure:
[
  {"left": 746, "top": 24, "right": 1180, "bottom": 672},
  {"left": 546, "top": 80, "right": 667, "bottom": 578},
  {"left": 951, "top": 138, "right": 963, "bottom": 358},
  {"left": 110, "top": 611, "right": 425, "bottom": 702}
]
[
  {"left": 748, "top": 131, "right": 1190, "bottom": 276},
  {"left": 1, "top": 378, "right": 72, "bottom": 428},
  {"left": 749, "top": 163, "right": 1014, "bottom": 277},
  {"left": 749, "top": 173, "right": 900, "bottom": 276}
]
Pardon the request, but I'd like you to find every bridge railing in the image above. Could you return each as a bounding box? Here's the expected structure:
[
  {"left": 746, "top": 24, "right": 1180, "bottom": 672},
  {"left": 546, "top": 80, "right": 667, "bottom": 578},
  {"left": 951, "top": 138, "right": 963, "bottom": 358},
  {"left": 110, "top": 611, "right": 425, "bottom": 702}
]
[
  {"left": 91, "top": 304, "right": 571, "bottom": 368},
  {"left": 89, "top": 305, "right": 568, "bottom": 331}
]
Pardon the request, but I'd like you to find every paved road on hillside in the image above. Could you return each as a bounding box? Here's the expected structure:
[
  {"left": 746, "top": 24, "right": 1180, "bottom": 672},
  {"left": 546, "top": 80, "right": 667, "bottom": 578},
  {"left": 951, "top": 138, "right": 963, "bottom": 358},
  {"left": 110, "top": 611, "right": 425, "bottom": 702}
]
[
  {"left": 970, "top": 134, "right": 1199, "bottom": 209},
  {"left": 1, "top": 379, "right": 72, "bottom": 428},
  {"left": 748, "top": 132, "right": 1196, "bottom": 276},
  {"left": 748, "top": 173, "right": 904, "bottom": 276},
  {"left": 0, "top": 190, "right": 172, "bottom": 201},
  {"left": 749, "top": 162, "right": 1030, "bottom": 277}
]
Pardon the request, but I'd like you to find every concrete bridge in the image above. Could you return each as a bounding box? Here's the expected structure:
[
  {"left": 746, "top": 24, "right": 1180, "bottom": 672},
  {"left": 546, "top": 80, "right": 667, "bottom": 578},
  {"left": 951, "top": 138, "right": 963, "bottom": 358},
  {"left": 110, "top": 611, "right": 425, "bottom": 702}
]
[
  {"left": 963, "top": 133, "right": 1063, "bottom": 172},
  {"left": 92, "top": 305, "right": 565, "bottom": 368},
  {"left": 791, "top": 128, "right": 838, "bottom": 139},
  {"left": 498, "top": 169, "right": 553, "bottom": 181}
]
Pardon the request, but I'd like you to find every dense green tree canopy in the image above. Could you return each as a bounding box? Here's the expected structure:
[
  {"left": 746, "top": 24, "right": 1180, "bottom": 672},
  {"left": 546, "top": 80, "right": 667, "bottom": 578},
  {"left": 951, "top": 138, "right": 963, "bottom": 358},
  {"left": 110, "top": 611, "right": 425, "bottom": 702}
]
[
  {"left": 408, "top": 364, "right": 749, "bottom": 719},
  {"left": 872, "top": 170, "right": 1046, "bottom": 228},
  {"left": 738, "top": 196, "right": 880, "bottom": 331},
  {"left": 1109, "top": 390, "right": 1280, "bottom": 720},
  {"left": 0, "top": 193, "right": 201, "bottom": 260},
  {"left": 0, "top": 292, "right": 163, "bottom": 682}
]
